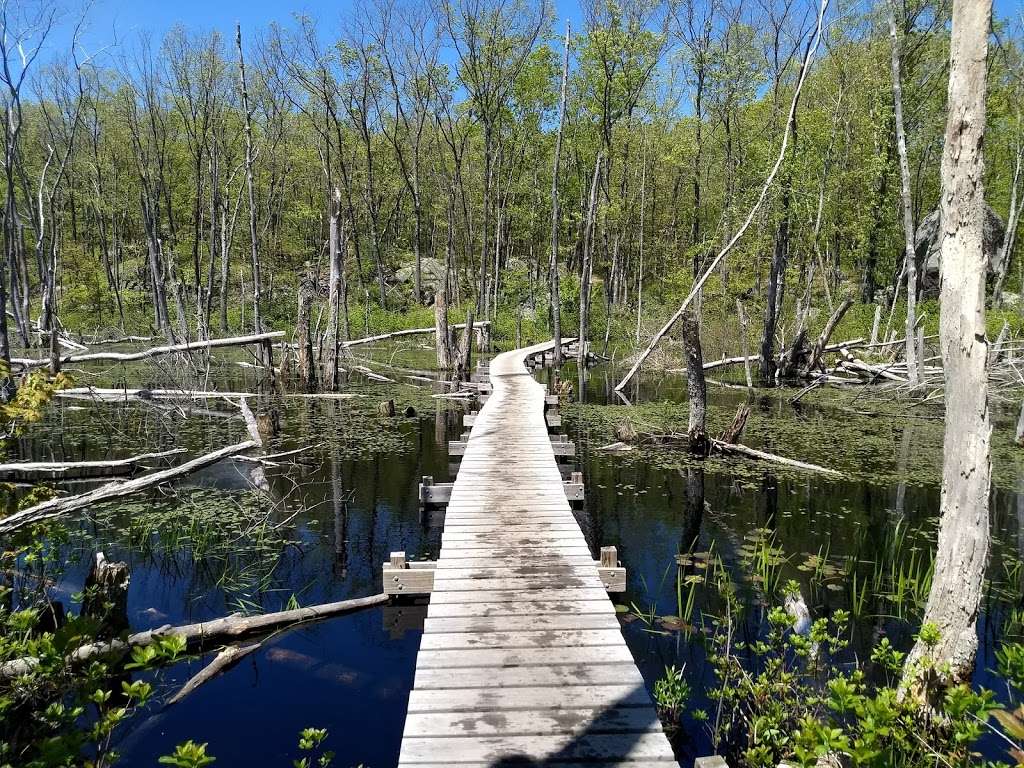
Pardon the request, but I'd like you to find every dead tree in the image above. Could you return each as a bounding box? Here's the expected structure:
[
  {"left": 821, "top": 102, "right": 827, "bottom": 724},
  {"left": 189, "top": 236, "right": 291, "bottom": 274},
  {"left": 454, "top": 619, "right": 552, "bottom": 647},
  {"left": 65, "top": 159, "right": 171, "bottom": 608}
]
[
  {"left": 236, "top": 24, "right": 266, "bottom": 365},
  {"left": 549, "top": 22, "right": 570, "bottom": 365},
  {"left": 902, "top": 0, "right": 993, "bottom": 697},
  {"left": 579, "top": 153, "right": 602, "bottom": 360},
  {"left": 81, "top": 553, "right": 130, "bottom": 639},
  {"left": 680, "top": 311, "right": 708, "bottom": 456},
  {"left": 435, "top": 192, "right": 456, "bottom": 370},
  {"left": 323, "top": 189, "right": 347, "bottom": 390},
  {"left": 456, "top": 309, "right": 474, "bottom": 379},
  {"left": 888, "top": 0, "right": 920, "bottom": 385}
]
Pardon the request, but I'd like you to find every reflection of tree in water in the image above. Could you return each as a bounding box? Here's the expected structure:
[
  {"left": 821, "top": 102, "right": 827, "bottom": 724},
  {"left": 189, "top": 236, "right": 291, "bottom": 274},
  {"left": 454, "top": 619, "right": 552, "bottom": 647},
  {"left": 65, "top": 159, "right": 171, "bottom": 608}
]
[
  {"left": 680, "top": 467, "right": 705, "bottom": 553},
  {"left": 758, "top": 472, "right": 778, "bottom": 530}
]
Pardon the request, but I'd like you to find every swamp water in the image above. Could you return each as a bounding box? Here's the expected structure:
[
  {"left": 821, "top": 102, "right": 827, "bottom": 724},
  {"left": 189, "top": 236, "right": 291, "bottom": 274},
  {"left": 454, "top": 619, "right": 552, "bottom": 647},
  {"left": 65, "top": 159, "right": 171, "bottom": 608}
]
[{"left": 8, "top": 345, "right": 1024, "bottom": 766}]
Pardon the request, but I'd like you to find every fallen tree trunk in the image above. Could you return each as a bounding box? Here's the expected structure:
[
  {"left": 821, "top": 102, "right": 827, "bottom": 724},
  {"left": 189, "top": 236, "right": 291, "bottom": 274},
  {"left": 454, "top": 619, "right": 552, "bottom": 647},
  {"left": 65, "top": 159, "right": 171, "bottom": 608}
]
[
  {"left": 10, "top": 331, "right": 285, "bottom": 370},
  {"left": 341, "top": 321, "right": 490, "bottom": 351},
  {"left": 55, "top": 387, "right": 364, "bottom": 403},
  {"left": 801, "top": 296, "right": 855, "bottom": 375},
  {"left": 711, "top": 438, "right": 843, "bottom": 476},
  {"left": 0, "top": 592, "right": 388, "bottom": 679},
  {"left": 167, "top": 642, "right": 261, "bottom": 706},
  {"left": 0, "top": 440, "right": 258, "bottom": 535},
  {"left": 0, "top": 448, "right": 186, "bottom": 481}
]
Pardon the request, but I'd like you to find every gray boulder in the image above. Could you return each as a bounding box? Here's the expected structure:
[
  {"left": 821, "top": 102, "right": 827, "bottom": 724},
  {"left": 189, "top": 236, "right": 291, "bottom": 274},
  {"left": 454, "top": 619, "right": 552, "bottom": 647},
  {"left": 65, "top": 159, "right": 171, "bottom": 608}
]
[{"left": 917, "top": 202, "right": 1006, "bottom": 294}]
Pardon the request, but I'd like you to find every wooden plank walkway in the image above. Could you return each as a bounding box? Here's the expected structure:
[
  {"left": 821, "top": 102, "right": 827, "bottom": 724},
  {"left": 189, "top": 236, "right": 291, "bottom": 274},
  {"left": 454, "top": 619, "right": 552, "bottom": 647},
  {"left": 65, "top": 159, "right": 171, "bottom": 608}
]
[{"left": 397, "top": 340, "right": 676, "bottom": 767}]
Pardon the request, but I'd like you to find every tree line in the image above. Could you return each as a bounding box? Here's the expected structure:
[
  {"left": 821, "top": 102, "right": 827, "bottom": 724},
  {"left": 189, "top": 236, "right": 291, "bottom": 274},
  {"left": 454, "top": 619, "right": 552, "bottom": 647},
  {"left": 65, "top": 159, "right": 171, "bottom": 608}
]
[{"left": 0, "top": 0, "right": 1020, "bottom": 373}]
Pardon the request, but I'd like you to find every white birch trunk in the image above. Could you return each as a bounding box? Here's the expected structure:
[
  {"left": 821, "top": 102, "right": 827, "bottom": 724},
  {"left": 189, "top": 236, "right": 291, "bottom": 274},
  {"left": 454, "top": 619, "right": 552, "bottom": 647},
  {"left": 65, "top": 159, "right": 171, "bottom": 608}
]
[{"left": 903, "top": 0, "right": 992, "bottom": 695}]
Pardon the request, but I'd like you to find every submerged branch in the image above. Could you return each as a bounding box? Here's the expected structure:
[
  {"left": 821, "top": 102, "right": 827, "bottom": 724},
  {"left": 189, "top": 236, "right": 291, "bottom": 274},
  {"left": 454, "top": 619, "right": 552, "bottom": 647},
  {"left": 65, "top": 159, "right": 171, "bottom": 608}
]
[{"left": 0, "top": 441, "right": 259, "bottom": 535}]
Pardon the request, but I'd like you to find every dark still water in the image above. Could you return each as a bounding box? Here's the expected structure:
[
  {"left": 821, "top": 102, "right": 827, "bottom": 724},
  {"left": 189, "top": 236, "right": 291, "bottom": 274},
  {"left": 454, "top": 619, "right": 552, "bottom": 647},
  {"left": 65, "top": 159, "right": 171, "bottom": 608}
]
[{"left": 9, "top": 349, "right": 1024, "bottom": 766}]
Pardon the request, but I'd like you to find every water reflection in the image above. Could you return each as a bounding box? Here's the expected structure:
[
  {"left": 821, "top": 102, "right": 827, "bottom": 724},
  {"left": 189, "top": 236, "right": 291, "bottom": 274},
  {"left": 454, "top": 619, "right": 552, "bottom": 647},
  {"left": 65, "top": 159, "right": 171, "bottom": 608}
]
[{"left": 12, "top": 353, "right": 1024, "bottom": 766}]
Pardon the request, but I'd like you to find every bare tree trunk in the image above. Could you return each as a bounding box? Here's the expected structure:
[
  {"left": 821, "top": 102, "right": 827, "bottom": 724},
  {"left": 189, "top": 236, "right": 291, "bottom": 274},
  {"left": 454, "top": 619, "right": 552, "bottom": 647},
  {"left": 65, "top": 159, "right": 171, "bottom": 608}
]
[
  {"left": 236, "top": 24, "right": 265, "bottom": 364},
  {"left": 549, "top": 22, "right": 569, "bottom": 366},
  {"left": 994, "top": 143, "right": 1023, "bottom": 305},
  {"left": 579, "top": 153, "right": 602, "bottom": 361},
  {"left": 680, "top": 311, "right": 708, "bottom": 456},
  {"left": 888, "top": 0, "right": 920, "bottom": 385},
  {"left": 737, "top": 299, "right": 753, "bottom": 389},
  {"left": 324, "top": 189, "right": 345, "bottom": 390},
  {"left": 456, "top": 308, "right": 474, "bottom": 379},
  {"left": 902, "top": 0, "right": 992, "bottom": 697},
  {"left": 436, "top": 191, "right": 455, "bottom": 370}
]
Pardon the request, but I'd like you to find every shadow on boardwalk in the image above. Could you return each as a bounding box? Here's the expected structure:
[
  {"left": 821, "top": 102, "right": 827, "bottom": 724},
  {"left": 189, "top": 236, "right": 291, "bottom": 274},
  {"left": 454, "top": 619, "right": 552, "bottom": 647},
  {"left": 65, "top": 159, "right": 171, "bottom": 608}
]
[{"left": 485, "top": 683, "right": 674, "bottom": 767}]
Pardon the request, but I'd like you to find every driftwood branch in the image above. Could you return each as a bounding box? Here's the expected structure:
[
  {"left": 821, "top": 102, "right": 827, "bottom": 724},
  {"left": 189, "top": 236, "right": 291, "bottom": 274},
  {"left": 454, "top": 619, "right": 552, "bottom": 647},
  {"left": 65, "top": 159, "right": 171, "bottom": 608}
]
[
  {"left": 802, "top": 297, "right": 855, "bottom": 375},
  {"left": 11, "top": 332, "right": 285, "bottom": 370},
  {"left": 0, "top": 592, "right": 388, "bottom": 679},
  {"left": 710, "top": 438, "right": 843, "bottom": 476},
  {"left": 0, "top": 449, "right": 186, "bottom": 481},
  {"left": 0, "top": 441, "right": 259, "bottom": 535},
  {"left": 340, "top": 321, "right": 489, "bottom": 350},
  {"left": 166, "top": 642, "right": 261, "bottom": 706}
]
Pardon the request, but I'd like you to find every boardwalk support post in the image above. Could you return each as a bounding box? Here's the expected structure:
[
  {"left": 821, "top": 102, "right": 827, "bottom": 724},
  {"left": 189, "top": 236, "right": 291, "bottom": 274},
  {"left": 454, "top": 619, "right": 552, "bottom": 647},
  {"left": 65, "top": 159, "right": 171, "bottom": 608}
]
[{"left": 598, "top": 546, "right": 626, "bottom": 592}]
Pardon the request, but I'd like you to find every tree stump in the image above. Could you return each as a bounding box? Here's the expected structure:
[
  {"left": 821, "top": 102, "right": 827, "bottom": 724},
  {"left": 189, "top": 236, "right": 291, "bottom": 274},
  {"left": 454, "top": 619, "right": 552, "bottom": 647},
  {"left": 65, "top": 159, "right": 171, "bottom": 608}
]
[{"left": 81, "top": 552, "right": 130, "bottom": 639}]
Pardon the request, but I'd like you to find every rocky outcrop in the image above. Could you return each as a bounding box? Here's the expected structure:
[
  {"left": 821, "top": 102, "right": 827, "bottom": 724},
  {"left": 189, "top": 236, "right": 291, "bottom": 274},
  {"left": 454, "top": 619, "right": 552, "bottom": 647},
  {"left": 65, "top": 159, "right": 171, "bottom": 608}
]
[{"left": 916, "top": 202, "right": 1005, "bottom": 294}]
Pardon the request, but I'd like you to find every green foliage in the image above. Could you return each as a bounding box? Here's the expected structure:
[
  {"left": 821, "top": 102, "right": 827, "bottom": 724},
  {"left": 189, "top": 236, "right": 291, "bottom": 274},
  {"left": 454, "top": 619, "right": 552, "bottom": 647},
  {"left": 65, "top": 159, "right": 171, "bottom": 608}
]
[
  {"left": 293, "top": 727, "right": 334, "bottom": 768},
  {"left": 159, "top": 741, "right": 216, "bottom": 767},
  {"left": 653, "top": 665, "right": 690, "bottom": 723},
  {"left": 698, "top": 599, "right": 1008, "bottom": 768},
  {"left": 0, "top": 540, "right": 178, "bottom": 768}
]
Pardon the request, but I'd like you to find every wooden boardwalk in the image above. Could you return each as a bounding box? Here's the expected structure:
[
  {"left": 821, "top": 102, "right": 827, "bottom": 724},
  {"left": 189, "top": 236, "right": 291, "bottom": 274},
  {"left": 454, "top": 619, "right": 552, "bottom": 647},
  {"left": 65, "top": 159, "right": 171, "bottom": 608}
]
[{"left": 397, "top": 340, "right": 676, "bottom": 767}]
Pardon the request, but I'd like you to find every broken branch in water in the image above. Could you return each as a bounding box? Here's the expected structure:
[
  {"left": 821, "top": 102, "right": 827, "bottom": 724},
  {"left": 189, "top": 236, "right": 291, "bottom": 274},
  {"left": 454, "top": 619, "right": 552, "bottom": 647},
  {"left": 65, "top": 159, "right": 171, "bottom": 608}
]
[
  {"left": 0, "top": 449, "right": 187, "bottom": 482},
  {"left": 0, "top": 592, "right": 388, "bottom": 679},
  {"left": 710, "top": 438, "right": 843, "bottom": 476},
  {"left": 166, "top": 642, "right": 262, "bottom": 706},
  {"left": 10, "top": 331, "right": 285, "bottom": 371},
  {"left": 0, "top": 440, "right": 259, "bottom": 535}
]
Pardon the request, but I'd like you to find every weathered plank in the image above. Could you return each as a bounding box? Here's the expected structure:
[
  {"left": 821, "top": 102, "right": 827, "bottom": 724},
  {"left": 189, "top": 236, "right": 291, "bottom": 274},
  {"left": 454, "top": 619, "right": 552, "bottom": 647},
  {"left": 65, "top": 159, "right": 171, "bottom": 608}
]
[
  {"left": 411, "top": 663, "right": 644, "bottom": 690},
  {"left": 399, "top": 732, "right": 674, "bottom": 763},
  {"left": 406, "top": 684, "right": 649, "bottom": 712}
]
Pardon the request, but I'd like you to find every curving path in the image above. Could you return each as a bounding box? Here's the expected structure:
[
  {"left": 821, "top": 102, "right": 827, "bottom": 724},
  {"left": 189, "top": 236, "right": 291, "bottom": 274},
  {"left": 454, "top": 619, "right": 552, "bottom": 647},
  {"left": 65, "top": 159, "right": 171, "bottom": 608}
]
[{"left": 397, "top": 340, "right": 676, "bottom": 767}]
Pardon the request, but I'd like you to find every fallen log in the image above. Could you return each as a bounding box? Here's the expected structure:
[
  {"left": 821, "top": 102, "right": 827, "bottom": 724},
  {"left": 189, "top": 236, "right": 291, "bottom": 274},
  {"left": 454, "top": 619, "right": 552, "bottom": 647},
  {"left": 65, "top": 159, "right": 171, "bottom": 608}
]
[
  {"left": 686, "top": 338, "right": 867, "bottom": 374},
  {"left": 353, "top": 365, "right": 395, "bottom": 383},
  {"left": 340, "top": 321, "right": 489, "bottom": 350},
  {"left": 0, "top": 440, "right": 259, "bottom": 535},
  {"left": 0, "top": 448, "right": 186, "bottom": 481},
  {"left": 0, "top": 592, "right": 388, "bottom": 679},
  {"left": 710, "top": 438, "right": 843, "bottom": 476},
  {"left": 55, "top": 387, "right": 363, "bottom": 402},
  {"left": 10, "top": 331, "right": 285, "bottom": 370},
  {"left": 837, "top": 358, "right": 910, "bottom": 383},
  {"left": 802, "top": 297, "right": 854, "bottom": 375},
  {"left": 166, "top": 642, "right": 261, "bottom": 706}
]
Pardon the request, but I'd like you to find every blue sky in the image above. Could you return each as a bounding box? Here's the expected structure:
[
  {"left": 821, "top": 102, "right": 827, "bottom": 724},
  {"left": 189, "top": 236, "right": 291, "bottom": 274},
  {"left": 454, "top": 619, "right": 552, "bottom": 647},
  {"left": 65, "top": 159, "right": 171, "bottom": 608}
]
[{"left": 41, "top": 0, "right": 1024, "bottom": 66}]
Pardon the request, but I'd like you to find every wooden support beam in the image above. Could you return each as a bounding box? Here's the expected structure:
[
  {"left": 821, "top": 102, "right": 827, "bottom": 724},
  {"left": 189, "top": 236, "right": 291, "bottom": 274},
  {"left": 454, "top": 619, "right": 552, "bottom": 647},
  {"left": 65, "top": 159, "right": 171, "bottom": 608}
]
[
  {"left": 695, "top": 757, "right": 729, "bottom": 768},
  {"left": 480, "top": 393, "right": 558, "bottom": 406},
  {"left": 463, "top": 412, "right": 561, "bottom": 428},
  {"left": 383, "top": 554, "right": 624, "bottom": 596},
  {"left": 598, "top": 546, "right": 626, "bottom": 592},
  {"left": 419, "top": 478, "right": 584, "bottom": 506},
  {"left": 448, "top": 439, "right": 575, "bottom": 457}
]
